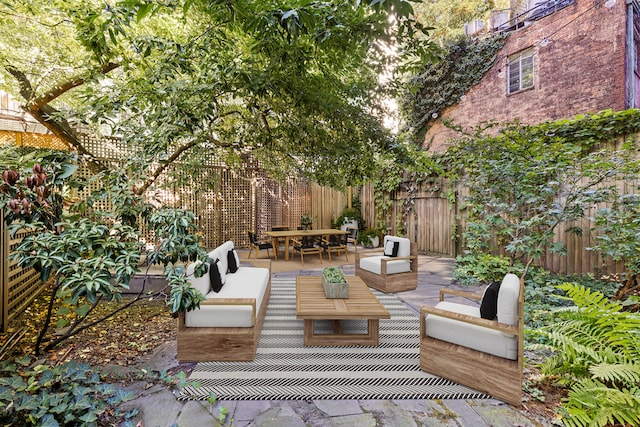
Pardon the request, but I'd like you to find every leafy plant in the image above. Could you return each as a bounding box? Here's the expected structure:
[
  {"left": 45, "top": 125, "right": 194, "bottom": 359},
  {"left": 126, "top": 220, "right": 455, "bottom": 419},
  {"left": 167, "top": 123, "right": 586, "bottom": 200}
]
[
  {"left": 453, "top": 254, "right": 522, "bottom": 286},
  {"left": 333, "top": 206, "right": 363, "bottom": 230},
  {"left": 590, "top": 192, "right": 640, "bottom": 305},
  {"left": 357, "top": 228, "right": 378, "bottom": 246},
  {"left": 0, "top": 151, "right": 209, "bottom": 355},
  {"left": 300, "top": 213, "right": 313, "bottom": 228},
  {"left": 444, "top": 114, "right": 635, "bottom": 267},
  {"left": 322, "top": 267, "right": 346, "bottom": 284},
  {"left": 0, "top": 357, "right": 135, "bottom": 426},
  {"left": 528, "top": 283, "right": 640, "bottom": 427}
]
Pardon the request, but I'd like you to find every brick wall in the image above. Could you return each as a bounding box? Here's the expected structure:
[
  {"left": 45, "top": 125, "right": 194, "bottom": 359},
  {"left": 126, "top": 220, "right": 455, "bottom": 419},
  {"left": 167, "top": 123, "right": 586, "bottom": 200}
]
[{"left": 424, "top": 0, "right": 628, "bottom": 152}]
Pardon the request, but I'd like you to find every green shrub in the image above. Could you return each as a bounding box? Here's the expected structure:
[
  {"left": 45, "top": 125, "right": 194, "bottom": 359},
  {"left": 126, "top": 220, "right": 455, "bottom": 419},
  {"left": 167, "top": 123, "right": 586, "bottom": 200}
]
[
  {"left": 528, "top": 283, "right": 640, "bottom": 427},
  {"left": 453, "top": 254, "right": 522, "bottom": 286},
  {"left": 0, "top": 357, "right": 135, "bottom": 426}
]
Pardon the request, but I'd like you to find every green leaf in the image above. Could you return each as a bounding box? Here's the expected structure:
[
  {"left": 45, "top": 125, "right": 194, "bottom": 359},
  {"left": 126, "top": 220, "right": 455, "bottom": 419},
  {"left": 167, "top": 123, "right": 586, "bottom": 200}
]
[{"left": 136, "top": 3, "right": 154, "bottom": 22}]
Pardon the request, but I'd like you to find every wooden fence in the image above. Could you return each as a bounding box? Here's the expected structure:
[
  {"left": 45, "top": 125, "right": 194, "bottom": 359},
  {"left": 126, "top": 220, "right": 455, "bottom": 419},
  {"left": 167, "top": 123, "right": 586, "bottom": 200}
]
[
  {"left": 358, "top": 144, "right": 633, "bottom": 278},
  {"left": 1, "top": 222, "right": 42, "bottom": 333}
]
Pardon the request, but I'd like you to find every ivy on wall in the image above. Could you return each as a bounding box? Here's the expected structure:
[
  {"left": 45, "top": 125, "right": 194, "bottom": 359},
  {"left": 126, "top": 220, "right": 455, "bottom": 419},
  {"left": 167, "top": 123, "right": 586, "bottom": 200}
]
[
  {"left": 399, "top": 33, "right": 507, "bottom": 145},
  {"left": 376, "top": 109, "right": 640, "bottom": 246}
]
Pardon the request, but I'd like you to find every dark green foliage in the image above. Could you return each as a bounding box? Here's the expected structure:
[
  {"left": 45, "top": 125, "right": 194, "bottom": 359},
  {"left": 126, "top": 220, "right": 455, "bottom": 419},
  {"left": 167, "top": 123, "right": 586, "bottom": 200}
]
[
  {"left": 445, "top": 110, "right": 640, "bottom": 267},
  {"left": 399, "top": 34, "right": 507, "bottom": 145},
  {"left": 453, "top": 254, "right": 521, "bottom": 286},
  {"left": 1, "top": 149, "right": 209, "bottom": 355},
  {"left": 0, "top": 357, "right": 135, "bottom": 426},
  {"left": 529, "top": 284, "right": 640, "bottom": 427}
]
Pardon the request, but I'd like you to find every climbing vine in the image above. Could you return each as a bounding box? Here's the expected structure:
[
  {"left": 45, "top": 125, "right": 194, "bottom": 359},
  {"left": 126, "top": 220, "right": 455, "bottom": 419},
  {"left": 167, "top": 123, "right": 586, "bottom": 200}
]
[{"left": 399, "top": 33, "right": 507, "bottom": 145}]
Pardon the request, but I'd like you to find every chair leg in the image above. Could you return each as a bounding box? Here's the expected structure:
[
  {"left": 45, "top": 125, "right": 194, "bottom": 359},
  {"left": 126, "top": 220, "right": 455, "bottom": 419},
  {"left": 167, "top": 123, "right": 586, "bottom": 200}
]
[
  {"left": 248, "top": 245, "right": 253, "bottom": 259},
  {"left": 300, "top": 252, "right": 305, "bottom": 265}
]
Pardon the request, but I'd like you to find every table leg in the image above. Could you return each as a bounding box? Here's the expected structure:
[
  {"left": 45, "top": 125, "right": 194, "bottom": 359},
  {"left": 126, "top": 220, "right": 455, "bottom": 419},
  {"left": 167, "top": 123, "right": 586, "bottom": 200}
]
[
  {"left": 271, "top": 237, "right": 279, "bottom": 260},
  {"left": 302, "top": 319, "right": 380, "bottom": 346},
  {"left": 285, "top": 237, "right": 291, "bottom": 260}
]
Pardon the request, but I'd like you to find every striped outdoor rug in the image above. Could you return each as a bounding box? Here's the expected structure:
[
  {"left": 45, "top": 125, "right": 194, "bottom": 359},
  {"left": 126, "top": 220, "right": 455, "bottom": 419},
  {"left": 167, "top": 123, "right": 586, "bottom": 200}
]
[{"left": 178, "top": 278, "right": 489, "bottom": 401}]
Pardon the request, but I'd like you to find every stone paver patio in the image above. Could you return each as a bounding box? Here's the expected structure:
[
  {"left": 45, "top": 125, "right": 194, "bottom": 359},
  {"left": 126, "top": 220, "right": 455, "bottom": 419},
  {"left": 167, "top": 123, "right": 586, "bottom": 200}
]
[{"left": 122, "top": 251, "right": 553, "bottom": 427}]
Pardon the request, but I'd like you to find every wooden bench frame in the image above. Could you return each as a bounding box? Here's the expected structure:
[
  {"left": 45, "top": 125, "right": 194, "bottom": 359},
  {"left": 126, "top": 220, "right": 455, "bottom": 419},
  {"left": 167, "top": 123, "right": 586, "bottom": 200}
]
[
  {"left": 176, "top": 260, "right": 271, "bottom": 362},
  {"left": 419, "top": 278, "right": 524, "bottom": 407},
  {"left": 354, "top": 242, "right": 418, "bottom": 293}
]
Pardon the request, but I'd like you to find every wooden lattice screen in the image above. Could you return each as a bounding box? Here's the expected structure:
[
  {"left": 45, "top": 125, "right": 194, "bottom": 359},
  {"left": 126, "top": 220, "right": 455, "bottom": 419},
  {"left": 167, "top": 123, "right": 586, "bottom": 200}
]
[
  {"left": 0, "top": 129, "right": 69, "bottom": 151},
  {"left": 1, "top": 222, "right": 42, "bottom": 332}
]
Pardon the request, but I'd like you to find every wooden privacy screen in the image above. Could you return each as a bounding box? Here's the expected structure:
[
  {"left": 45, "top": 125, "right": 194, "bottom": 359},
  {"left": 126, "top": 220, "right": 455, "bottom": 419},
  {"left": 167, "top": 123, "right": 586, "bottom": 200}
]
[{"left": 1, "top": 222, "right": 42, "bottom": 332}]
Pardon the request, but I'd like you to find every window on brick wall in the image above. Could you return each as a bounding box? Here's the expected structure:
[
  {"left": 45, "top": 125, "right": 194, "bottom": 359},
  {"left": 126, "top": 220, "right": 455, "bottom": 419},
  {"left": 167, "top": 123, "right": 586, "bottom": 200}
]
[{"left": 507, "top": 50, "right": 534, "bottom": 94}]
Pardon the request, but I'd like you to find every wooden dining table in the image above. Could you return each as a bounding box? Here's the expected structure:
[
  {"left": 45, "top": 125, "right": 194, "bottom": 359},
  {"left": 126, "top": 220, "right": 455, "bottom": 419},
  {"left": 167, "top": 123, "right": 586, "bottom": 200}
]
[{"left": 264, "top": 228, "right": 348, "bottom": 260}]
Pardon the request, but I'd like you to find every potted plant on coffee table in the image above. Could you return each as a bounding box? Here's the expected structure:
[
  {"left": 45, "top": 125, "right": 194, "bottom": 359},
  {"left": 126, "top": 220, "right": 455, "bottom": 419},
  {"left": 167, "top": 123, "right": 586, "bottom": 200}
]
[{"left": 322, "top": 267, "right": 348, "bottom": 298}]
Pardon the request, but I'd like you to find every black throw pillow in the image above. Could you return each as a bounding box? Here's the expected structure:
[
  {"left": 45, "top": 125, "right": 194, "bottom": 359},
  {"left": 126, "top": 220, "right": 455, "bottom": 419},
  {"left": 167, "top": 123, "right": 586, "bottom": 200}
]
[
  {"left": 384, "top": 240, "right": 399, "bottom": 257},
  {"left": 209, "top": 259, "right": 224, "bottom": 293},
  {"left": 480, "top": 282, "right": 501, "bottom": 320},
  {"left": 227, "top": 249, "right": 238, "bottom": 273}
]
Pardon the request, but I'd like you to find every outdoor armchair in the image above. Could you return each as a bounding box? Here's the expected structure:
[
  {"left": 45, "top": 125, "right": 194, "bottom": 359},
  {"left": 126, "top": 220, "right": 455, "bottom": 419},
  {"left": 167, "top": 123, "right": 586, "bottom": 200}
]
[{"left": 419, "top": 273, "right": 524, "bottom": 406}]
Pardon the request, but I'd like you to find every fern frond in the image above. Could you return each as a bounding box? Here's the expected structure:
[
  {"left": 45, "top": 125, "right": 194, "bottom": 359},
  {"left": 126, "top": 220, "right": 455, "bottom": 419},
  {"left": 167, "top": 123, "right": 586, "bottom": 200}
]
[
  {"left": 564, "top": 378, "right": 640, "bottom": 427},
  {"left": 557, "top": 283, "right": 622, "bottom": 314},
  {"left": 590, "top": 362, "right": 640, "bottom": 387}
]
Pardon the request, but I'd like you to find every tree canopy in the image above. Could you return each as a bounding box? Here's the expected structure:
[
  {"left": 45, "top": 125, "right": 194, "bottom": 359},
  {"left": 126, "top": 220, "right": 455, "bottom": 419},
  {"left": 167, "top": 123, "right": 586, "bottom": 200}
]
[{"left": 0, "top": 0, "right": 433, "bottom": 191}]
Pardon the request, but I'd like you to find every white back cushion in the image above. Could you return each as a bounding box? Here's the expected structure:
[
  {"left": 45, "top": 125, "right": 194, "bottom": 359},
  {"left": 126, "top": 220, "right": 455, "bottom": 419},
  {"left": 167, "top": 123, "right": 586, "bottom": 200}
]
[
  {"left": 497, "top": 273, "right": 520, "bottom": 326},
  {"left": 383, "top": 236, "right": 411, "bottom": 257},
  {"left": 186, "top": 260, "right": 209, "bottom": 296}
]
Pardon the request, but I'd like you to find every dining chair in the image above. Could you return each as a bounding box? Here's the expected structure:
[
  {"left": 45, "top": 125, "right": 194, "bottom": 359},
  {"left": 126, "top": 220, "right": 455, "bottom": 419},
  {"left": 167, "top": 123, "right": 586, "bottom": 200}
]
[
  {"left": 320, "top": 233, "right": 349, "bottom": 262},
  {"left": 292, "top": 235, "right": 322, "bottom": 265},
  {"left": 248, "top": 231, "right": 273, "bottom": 259}
]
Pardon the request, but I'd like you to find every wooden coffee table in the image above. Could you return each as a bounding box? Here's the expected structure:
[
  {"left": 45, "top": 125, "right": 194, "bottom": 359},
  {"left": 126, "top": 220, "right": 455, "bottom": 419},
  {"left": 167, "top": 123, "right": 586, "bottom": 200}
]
[{"left": 296, "top": 275, "right": 390, "bottom": 346}]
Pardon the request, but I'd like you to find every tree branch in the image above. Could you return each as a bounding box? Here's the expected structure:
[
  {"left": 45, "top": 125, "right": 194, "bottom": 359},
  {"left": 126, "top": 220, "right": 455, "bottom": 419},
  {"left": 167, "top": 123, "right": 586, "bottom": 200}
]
[
  {"left": 3, "top": 64, "right": 116, "bottom": 171},
  {"left": 28, "top": 62, "right": 120, "bottom": 109},
  {"left": 134, "top": 139, "right": 201, "bottom": 195}
]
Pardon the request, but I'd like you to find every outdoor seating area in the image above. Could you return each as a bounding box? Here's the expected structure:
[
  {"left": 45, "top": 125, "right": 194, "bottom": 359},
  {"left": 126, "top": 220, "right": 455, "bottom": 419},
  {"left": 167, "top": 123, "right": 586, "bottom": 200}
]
[{"left": 3, "top": 1, "right": 638, "bottom": 425}]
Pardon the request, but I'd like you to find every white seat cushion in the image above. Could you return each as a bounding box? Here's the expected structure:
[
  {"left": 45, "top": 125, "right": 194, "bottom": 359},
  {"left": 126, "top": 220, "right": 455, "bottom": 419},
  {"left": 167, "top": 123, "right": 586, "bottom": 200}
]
[
  {"left": 185, "top": 266, "right": 270, "bottom": 328},
  {"left": 359, "top": 255, "right": 411, "bottom": 275},
  {"left": 424, "top": 301, "right": 518, "bottom": 360}
]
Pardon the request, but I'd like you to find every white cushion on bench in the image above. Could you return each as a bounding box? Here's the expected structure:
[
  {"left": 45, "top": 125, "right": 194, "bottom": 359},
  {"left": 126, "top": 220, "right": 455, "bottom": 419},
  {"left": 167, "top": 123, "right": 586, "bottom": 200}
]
[
  {"left": 359, "top": 256, "right": 411, "bottom": 275},
  {"left": 185, "top": 266, "right": 270, "bottom": 327}
]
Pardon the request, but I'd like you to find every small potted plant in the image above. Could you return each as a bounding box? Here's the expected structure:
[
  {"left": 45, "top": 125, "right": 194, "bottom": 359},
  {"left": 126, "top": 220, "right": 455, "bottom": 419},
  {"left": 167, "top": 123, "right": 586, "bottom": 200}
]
[
  {"left": 322, "top": 267, "right": 348, "bottom": 298},
  {"left": 357, "top": 228, "right": 379, "bottom": 248},
  {"left": 300, "top": 213, "right": 313, "bottom": 230}
]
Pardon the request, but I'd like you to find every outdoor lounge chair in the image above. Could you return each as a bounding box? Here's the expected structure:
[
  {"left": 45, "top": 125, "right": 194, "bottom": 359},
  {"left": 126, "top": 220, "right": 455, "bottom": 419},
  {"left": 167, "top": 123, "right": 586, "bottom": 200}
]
[
  {"left": 419, "top": 273, "right": 524, "bottom": 406},
  {"left": 355, "top": 235, "right": 417, "bottom": 293}
]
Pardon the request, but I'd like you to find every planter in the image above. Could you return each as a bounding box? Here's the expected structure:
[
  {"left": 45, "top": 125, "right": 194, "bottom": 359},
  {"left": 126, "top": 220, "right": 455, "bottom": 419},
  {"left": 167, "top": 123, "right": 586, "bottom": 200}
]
[
  {"left": 322, "top": 267, "right": 348, "bottom": 299},
  {"left": 365, "top": 236, "right": 379, "bottom": 248}
]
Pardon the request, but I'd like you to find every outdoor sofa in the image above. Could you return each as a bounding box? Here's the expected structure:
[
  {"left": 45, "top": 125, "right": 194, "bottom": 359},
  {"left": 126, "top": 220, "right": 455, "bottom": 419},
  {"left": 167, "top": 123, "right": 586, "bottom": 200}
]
[{"left": 177, "top": 240, "right": 271, "bottom": 362}]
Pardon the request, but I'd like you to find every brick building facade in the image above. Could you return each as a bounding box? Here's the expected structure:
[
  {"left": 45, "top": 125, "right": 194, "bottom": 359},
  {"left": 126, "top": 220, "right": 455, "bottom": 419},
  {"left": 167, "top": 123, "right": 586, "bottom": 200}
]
[{"left": 424, "top": 0, "right": 634, "bottom": 152}]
